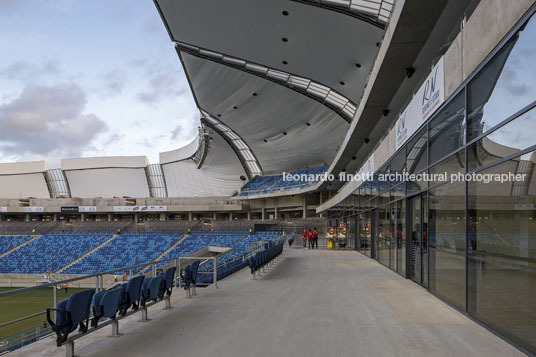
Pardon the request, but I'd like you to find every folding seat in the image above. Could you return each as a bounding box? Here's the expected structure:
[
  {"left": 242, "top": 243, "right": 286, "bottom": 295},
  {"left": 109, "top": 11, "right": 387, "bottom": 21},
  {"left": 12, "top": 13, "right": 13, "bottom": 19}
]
[
  {"left": 182, "top": 265, "right": 192, "bottom": 290},
  {"left": 158, "top": 266, "right": 177, "bottom": 299},
  {"left": 47, "top": 288, "right": 95, "bottom": 346},
  {"left": 118, "top": 275, "right": 144, "bottom": 315},
  {"left": 141, "top": 275, "right": 163, "bottom": 306},
  {"left": 91, "top": 287, "right": 122, "bottom": 327},
  {"left": 191, "top": 260, "right": 201, "bottom": 287}
]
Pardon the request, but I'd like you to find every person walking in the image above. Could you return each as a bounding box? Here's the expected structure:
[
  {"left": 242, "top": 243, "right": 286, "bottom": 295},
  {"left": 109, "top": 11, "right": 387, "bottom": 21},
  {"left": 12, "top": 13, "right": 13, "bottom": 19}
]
[
  {"left": 64, "top": 283, "right": 68, "bottom": 293},
  {"left": 114, "top": 273, "right": 118, "bottom": 282},
  {"left": 301, "top": 229, "right": 307, "bottom": 248},
  {"left": 307, "top": 229, "right": 314, "bottom": 249},
  {"left": 313, "top": 228, "right": 319, "bottom": 249}
]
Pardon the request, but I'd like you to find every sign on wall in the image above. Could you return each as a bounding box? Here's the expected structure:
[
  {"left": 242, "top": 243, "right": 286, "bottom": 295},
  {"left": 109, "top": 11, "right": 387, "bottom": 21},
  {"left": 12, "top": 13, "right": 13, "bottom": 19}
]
[
  {"left": 25, "top": 207, "right": 44, "bottom": 213},
  {"left": 79, "top": 206, "right": 97, "bottom": 213},
  {"left": 113, "top": 205, "right": 167, "bottom": 212},
  {"left": 396, "top": 56, "right": 445, "bottom": 150},
  {"left": 61, "top": 206, "right": 79, "bottom": 213},
  {"left": 0, "top": 207, "right": 7, "bottom": 213}
]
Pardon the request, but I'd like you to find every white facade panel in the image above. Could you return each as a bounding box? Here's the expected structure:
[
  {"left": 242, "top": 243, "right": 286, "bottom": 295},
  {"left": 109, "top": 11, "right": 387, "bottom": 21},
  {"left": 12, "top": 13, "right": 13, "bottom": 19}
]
[{"left": 65, "top": 168, "right": 150, "bottom": 198}]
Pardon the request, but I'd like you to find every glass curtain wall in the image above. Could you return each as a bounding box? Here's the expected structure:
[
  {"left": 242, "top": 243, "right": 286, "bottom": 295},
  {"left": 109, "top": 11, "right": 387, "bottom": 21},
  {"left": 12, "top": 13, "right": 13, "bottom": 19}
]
[{"left": 337, "top": 10, "right": 536, "bottom": 354}]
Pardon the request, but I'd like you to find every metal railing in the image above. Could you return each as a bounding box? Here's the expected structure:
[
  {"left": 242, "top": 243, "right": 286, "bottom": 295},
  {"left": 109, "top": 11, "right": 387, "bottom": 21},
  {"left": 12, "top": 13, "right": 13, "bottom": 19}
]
[{"left": 0, "top": 235, "right": 283, "bottom": 354}]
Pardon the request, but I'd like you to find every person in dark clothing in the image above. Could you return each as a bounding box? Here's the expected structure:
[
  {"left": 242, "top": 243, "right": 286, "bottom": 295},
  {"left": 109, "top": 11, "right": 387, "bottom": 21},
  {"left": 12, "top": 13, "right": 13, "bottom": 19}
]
[
  {"left": 313, "top": 228, "right": 319, "bottom": 249},
  {"left": 307, "top": 229, "right": 314, "bottom": 249}
]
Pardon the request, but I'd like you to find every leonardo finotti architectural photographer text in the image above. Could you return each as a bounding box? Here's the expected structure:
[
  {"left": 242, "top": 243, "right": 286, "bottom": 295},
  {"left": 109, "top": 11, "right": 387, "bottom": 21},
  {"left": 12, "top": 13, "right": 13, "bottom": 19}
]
[{"left": 283, "top": 171, "right": 527, "bottom": 184}]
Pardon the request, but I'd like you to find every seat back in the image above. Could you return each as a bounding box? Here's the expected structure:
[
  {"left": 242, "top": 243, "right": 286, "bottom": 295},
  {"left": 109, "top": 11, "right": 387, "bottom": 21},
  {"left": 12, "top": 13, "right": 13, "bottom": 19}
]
[
  {"left": 191, "top": 260, "right": 201, "bottom": 284},
  {"left": 126, "top": 275, "right": 144, "bottom": 302},
  {"left": 147, "top": 275, "right": 163, "bottom": 302},
  {"left": 163, "top": 266, "right": 176, "bottom": 290},
  {"left": 183, "top": 265, "right": 192, "bottom": 289},
  {"left": 65, "top": 289, "right": 95, "bottom": 332},
  {"left": 55, "top": 299, "right": 70, "bottom": 334},
  {"left": 99, "top": 288, "right": 122, "bottom": 318}
]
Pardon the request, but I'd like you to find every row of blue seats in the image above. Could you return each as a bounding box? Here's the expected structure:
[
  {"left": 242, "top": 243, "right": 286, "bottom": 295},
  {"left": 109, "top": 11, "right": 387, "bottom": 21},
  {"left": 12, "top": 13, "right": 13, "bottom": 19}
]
[
  {"left": 0, "top": 235, "right": 33, "bottom": 255},
  {"left": 0, "top": 233, "right": 112, "bottom": 273},
  {"left": 240, "top": 166, "right": 328, "bottom": 196},
  {"left": 47, "top": 266, "right": 177, "bottom": 347},
  {"left": 64, "top": 233, "right": 183, "bottom": 274},
  {"left": 248, "top": 240, "right": 284, "bottom": 278}
]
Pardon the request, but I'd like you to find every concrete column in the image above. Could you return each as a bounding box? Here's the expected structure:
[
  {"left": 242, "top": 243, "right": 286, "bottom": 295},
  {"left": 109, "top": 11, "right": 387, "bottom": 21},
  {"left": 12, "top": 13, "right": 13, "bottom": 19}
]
[
  {"left": 274, "top": 199, "right": 278, "bottom": 220},
  {"left": 213, "top": 212, "right": 217, "bottom": 220},
  {"left": 134, "top": 213, "right": 138, "bottom": 222},
  {"left": 319, "top": 192, "right": 324, "bottom": 218},
  {"left": 247, "top": 211, "right": 251, "bottom": 220},
  {"left": 160, "top": 213, "right": 166, "bottom": 221},
  {"left": 81, "top": 213, "right": 85, "bottom": 221},
  {"left": 229, "top": 212, "right": 233, "bottom": 221},
  {"left": 25, "top": 214, "right": 30, "bottom": 222},
  {"left": 108, "top": 213, "right": 112, "bottom": 222},
  {"left": 53, "top": 213, "right": 57, "bottom": 222},
  {"left": 188, "top": 212, "right": 192, "bottom": 221},
  {"left": 0, "top": 214, "right": 2, "bottom": 222},
  {"left": 303, "top": 195, "right": 307, "bottom": 219},
  {"left": 261, "top": 201, "right": 265, "bottom": 221}
]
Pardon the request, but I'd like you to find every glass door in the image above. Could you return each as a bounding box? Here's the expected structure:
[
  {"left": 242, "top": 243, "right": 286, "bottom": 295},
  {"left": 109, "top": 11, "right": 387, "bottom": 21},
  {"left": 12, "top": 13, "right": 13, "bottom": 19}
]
[
  {"left": 409, "top": 193, "right": 428, "bottom": 286},
  {"left": 410, "top": 195, "right": 422, "bottom": 284}
]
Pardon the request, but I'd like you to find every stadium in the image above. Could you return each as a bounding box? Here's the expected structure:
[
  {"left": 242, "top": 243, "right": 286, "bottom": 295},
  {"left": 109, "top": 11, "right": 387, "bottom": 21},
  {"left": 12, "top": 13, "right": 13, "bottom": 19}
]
[{"left": 0, "top": 0, "right": 535, "bottom": 356}]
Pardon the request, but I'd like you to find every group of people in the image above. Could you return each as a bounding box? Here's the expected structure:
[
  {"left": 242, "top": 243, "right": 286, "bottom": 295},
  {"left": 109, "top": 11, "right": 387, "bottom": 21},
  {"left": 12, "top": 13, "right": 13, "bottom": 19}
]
[{"left": 302, "top": 228, "right": 319, "bottom": 249}]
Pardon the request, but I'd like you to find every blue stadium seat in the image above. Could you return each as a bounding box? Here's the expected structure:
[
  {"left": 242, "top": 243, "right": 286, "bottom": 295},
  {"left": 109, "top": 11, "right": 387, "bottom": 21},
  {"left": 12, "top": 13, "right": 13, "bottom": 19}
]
[
  {"left": 119, "top": 275, "right": 144, "bottom": 315},
  {"left": 91, "top": 287, "right": 122, "bottom": 328},
  {"left": 141, "top": 275, "right": 163, "bottom": 306},
  {"left": 47, "top": 288, "right": 95, "bottom": 346}
]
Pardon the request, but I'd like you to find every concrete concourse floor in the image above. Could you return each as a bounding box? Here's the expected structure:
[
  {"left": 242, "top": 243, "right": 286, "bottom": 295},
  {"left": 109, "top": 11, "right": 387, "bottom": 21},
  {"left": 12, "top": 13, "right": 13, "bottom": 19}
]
[{"left": 13, "top": 248, "right": 525, "bottom": 357}]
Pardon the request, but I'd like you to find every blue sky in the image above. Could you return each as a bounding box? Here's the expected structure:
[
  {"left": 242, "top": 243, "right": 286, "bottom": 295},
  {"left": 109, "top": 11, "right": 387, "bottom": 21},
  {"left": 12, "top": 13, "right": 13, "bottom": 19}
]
[{"left": 0, "top": 0, "right": 198, "bottom": 168}]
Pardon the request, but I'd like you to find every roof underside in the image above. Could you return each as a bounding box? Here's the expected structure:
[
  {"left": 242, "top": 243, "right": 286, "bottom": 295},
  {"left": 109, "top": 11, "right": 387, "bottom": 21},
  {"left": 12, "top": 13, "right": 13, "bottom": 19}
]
[
  {"left": 155, "top": 0, "right": 387, "bottom": 174},
  {"left": 181, "top": 52, "right": 349, "bottom": 172}
]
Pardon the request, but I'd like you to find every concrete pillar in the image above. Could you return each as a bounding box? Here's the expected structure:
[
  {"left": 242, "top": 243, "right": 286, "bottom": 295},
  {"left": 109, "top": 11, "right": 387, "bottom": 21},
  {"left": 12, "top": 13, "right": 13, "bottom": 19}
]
[
  {"left": 0, "top": 214, "right": 2, "bottom": 222},
  {"left": 134, "top": 213, "right": 138, "bottom": 222},
  {"left": 213, "top": 212, "right": 217, "bottom": 220},
  {"left": 160, "top": 213, "right": 166, "bottom": 221},
  {"left": 247, "top": 211, "right": 251, "bottom": 220},
  {"left": 261, "top": 201, "right": 265, "bottom": 221},
  {"left": 319, "top": 192, "right": 323, "bottom": 218},
  {"left": 53, "top": 213, "right": 57, "bottom": 222},
  {"left": 25, "top": 214, "right": 30, "bottom": 222},
  {"left": 303, "top": 195, "right": 307, "bottom": 219},
  {"left": 188, "top": 212, "right": 193, "bottom": 221},
  {"left": 81, "top": 213, "right": 85, "bottom": 221},
  {"left": 229, "top": 212, "right": 233, "bottom": 221},
  {"left": 274, "top": 199, "right": 278, "bottom": 220}
]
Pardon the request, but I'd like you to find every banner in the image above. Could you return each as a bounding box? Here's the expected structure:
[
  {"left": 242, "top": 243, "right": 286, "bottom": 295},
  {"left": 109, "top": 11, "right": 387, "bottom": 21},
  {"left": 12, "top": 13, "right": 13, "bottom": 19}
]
[
  {"left": 0, "top": 207, "right": 7, "bottom": 213},
  {"left": 113, "top": 205, "right": 167, "bottom": 212},
  {"left": 61, "top": 206, "right": 79, "bottom": 213},
  {"left": 25, "top": 207, "right": 44, "bottom": 213},
  {"left": 396, "top": 56, "right": 445, "bottom": 150},
  {"left": 79, "top": 206, "right": 97, "bottom": 213}
]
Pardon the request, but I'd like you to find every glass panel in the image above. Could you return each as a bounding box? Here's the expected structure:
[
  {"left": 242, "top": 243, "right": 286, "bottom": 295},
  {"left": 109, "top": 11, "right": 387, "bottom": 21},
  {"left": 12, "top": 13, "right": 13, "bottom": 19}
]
[
  {"left": 429, "top": 150, "right": 465, "bottom": 186},
  {"left": 395, "top": 199, "right": 406, "bottom": 276},
  {"left": 467, "top": 14, "right": 536, "bottom": 141},
  {"left": 468, "top": 106, "right": 536, "bottom": 171},
  {"left": 406, "top": 127, "right": 428, "bottom": 174},
  {"left": 362, "top": 211, "right": 372, "bottom": 257},
  {"left": 376, "top": 204, "right": 390, "bottom": 267},
  {"left": 429, "top": 181, "right": 466, "bottom": 310},
  {"left": 429, "top": 90, "right": 465, "bottom": 164},
  {"left": 410, "top": 196, "right": 422, "bottom": 284},
  {"left": 467, "top": 150, "right": 536, "bottom": 354}
]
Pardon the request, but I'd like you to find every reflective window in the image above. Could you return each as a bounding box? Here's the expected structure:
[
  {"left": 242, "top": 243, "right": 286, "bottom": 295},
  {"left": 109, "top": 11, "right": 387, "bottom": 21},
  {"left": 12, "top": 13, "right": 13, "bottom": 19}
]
[
  {"left": 429, "top": 150, "right": 465, "bottom": 187},
  {"left": 429, "top": 181, "right": 466, "bottom": 310},
  {"left": 394, "top": 199, "right": 406, "bottom": 276},
  {"left": 375, "top": 205, "right": 391, "bottom": 267},
  {"left": 467, "top": 14, "right": 536, "bottom": 141},
  {"left": 467, "top": 150, "right": 536, "bottom": 353},
  {"left": 429, "top": 91, "right": 465, "bottom": 164},
  {"left": 406, "top": 127, "right": 428, "bottom": 174},
  {"left": 468, "top": 106, "right": 536, "bottom": 170}
]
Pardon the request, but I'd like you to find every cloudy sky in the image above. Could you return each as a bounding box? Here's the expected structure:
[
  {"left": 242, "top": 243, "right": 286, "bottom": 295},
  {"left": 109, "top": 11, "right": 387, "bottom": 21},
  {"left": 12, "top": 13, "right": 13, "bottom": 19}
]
[{"left": 0, "top": 0, "right": 198, "bottom": 168}]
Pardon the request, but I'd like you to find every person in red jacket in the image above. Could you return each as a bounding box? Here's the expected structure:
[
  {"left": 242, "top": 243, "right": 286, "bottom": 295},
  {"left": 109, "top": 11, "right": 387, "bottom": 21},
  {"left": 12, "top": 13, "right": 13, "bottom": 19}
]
[
  {"left": 301, "top": 229, "right": 307, "bottom": 248},
  {"left": 307, "top": 229, "right": 314, "bottom": 249},
  {"left": 313, "top": 228, "right": 319, "bottom": 249}
]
